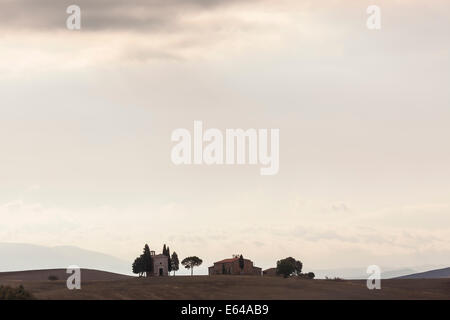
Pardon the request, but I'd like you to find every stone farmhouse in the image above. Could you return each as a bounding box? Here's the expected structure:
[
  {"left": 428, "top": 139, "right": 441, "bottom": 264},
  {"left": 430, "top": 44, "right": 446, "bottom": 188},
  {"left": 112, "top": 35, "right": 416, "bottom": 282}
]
[
  {"left": 262, "top": 267, "right": 277, "bottom": 276},
  {"left": 208, "top": 256, "right": 262, "bottom": 276}
]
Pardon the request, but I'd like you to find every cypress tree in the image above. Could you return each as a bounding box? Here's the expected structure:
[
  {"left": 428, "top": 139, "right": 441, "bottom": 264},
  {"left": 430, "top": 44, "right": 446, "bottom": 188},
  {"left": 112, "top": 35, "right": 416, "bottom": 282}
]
[
  {"left": 239, "top": 255, "right": 245, "bottom": 272},
  {"left": 171, "top": 252, "right": 180, "bottom": 275},
  {"left": 143, "top": 244, "right": 153, "bottom": 277},
  {"left": 167, "top": 246, "right": 172, "bottom": 273}
]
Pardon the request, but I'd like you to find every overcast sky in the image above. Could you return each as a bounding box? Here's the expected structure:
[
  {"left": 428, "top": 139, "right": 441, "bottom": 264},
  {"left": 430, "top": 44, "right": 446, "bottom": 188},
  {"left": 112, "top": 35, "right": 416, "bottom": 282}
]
[{"left": 0, "top": 0, "right": 449, "bottom": 274}]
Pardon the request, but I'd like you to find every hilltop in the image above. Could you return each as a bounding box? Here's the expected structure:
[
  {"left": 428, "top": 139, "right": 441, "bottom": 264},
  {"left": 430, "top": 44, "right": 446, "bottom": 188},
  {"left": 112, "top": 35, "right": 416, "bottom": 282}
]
[
  {"left": 0, "top": 272, "right": 448, "bottom": 300},
  {"left": 396, "top": 267, "right": 450, "bottom": 279}
]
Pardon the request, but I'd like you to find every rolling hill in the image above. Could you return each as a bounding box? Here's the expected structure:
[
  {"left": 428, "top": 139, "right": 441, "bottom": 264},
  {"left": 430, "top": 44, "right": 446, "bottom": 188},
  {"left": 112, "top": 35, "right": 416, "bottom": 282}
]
[
  {"left": 0, "top": 243, "right": 131, "bottom": 275},
  {"left": 0, "top": 268, "right": 131, "bottom": 282},
  {"left": 1, "top": 275, "right": 449, "bottom": 300},
  {"left": 396, "top": 267, "right": 450, "bottom": 279}
]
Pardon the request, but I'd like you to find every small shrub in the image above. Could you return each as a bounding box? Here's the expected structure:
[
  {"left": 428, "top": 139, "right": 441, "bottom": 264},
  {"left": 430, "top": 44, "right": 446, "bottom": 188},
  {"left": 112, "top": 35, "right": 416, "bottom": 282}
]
[
  {"left": 48, "top": 275, "right": 59, "bottom": 281},
  {"left": 297, "top": 272, "right": 315, "bottom": 279},
  {"left": 325, "top": 276, "right": 344, "bottom": 281},
  {"left": 0, "top": 285, "right": 34, "bottom": 300}
]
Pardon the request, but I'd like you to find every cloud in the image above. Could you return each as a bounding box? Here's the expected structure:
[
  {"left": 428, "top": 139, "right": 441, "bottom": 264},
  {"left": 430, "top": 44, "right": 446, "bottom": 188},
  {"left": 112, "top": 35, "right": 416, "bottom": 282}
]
[
  {"left": 0, "top": 0, "right": 301, "bottom": 70},
  {"left": 0, "top": 0, "right": 257, "bottom": 31},
  {"left": 0, "top": 0, "right": 449, "bottom": 271},
  {"left": 1, "top": 197, "right": 450, "bottom": 271},
  {"left": 2, "top": 0, "right": 448, "bottom": 69}
]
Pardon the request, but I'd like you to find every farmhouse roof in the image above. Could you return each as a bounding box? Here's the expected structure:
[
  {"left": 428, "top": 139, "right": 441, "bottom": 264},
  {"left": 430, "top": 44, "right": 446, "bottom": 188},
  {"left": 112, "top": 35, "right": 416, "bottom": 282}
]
[
  {"left": 214, "top": 258, "right": 239, "bottom": 264},
  {"left": 214, "top": 257, "right": 254, "bottom": 264}
]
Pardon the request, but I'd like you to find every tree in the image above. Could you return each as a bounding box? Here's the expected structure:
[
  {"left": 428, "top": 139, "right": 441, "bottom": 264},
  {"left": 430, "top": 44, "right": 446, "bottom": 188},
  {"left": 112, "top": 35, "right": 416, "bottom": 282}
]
[
  {"left": 167, "top": 246, "right": 172, "bottom": 273},
  {"left": 142, "top": 244, "right": 153, "bottom": 277},
  {"left": 295, "top": 260, "right": 303, "bottom": 275},
  {"left": 238, "top": 255, "right": 245, "bottom": 274},
  {"left": 307, "top": 272, "right": 315, "bottom": 279},
  {"left": 162, "top": 244, "right": 172, "bottom": 273},
  {"left": 132, "top": 252, "right": 148, "bottom": 277},
  {"left": 181, "top": 256, "right": 203, "bottom": 276},
  {"left": 171, "top": 252, "right": 180, "bottom": 275},
  {"left": 276, "top": 257, "right": 303, "bottom": 278},
  {"left": 132, "top": 256, "right": 143, "bottom": 277}
]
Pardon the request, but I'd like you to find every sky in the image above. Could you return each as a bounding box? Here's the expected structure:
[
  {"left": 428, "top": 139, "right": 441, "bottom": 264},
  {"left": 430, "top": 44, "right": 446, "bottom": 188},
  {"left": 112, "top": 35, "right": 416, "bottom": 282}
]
[{"left": 0, "top": 0, "right": 449, "bottom": 275}]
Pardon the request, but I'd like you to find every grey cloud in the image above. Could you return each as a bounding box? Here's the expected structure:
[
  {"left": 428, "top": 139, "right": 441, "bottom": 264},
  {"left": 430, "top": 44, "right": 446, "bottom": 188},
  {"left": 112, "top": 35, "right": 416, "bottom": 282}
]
[{"left": 0, "top": 0, "right": 256, "bottom": 31}]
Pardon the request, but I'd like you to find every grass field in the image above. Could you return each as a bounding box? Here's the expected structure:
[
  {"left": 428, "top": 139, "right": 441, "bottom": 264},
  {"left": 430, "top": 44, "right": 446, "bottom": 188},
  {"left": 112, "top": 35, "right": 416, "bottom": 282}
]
[{"left": 0, "top": 269, "right": 449, "bottom": 300}]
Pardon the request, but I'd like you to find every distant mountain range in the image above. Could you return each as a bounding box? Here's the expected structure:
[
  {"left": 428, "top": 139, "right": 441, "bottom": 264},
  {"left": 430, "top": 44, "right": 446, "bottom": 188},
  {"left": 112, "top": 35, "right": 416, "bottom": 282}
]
[
  {"left": 314, "top": 267, "right": 412, "bottom": 279},
  {"left": 0, "top": 243, "right": 132, "bottom": 275},
  {"left": 312, "top": 265, "right": 449, "bottom": 280},
  {"left": 1, "top": 243, "right": 448, "bottom": 279},
  {"left": 396, "top": 267, "right": 450, "bottom": 279}
]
